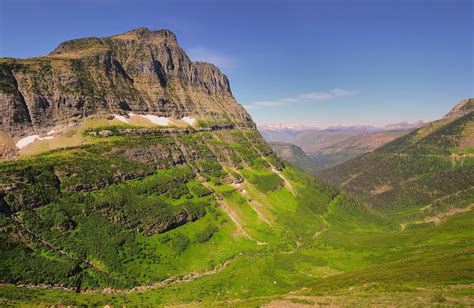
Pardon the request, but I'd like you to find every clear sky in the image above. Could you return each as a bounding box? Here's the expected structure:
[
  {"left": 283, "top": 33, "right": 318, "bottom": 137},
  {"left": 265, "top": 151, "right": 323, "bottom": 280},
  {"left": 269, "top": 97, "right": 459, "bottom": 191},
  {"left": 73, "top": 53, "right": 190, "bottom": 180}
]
[{"left": 1, "top": 0, "right": 472, "bottom": 127}]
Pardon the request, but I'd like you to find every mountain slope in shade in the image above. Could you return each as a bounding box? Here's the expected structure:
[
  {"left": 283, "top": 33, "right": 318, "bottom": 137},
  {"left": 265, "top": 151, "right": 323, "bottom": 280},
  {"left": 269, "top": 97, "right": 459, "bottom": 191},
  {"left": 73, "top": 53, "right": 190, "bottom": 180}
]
[
  {"left": 320, "top": 99, "right": 474, "bottom": 227},
  {"left": 261, "top": 129, "right": 409, "bottom": 169},
  {"left": 296, "top": 129, "right": 410, "bottom": 168},
  {"left": 269, "top": 142, "right": 323, "bottom": 173},
  {"left": 259, "top": 123, "right": 422, "bottom": 170}
]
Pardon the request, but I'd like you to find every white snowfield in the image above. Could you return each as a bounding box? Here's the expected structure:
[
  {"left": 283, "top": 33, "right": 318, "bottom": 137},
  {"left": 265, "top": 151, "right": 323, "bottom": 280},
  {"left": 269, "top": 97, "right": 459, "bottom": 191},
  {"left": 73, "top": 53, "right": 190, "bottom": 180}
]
[
  {"left": 114, "top": 113, "right": 172, "bottom": 126},
  {"left": 139, "top": 114, "right": 171, "bottom": 126},
  {"left": 114, "top": 114, "right": 129, "bottom": 123},
  {"left": 182, "top": 116, "right": 196, "bottom": 126},
  {"left": 16, "top": 135, "right": 55, "bottom": 149}
]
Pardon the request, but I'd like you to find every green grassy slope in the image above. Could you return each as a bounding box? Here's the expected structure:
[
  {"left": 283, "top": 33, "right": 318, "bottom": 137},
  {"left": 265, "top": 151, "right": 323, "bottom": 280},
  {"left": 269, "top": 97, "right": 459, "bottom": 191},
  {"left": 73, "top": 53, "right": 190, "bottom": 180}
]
[
  {"left": 0, "top": 123, "right": 473, "bottom": 306},
  {"left": 320, "top": 110, "right": 474, "bottom": 226}
]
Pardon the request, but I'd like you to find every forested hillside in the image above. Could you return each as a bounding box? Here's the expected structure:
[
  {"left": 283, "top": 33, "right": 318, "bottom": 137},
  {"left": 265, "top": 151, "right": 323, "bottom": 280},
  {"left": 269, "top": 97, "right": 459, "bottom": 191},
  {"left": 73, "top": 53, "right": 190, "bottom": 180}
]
[{"left": 320, "top": 100, "right": 474, "bottom": 228}]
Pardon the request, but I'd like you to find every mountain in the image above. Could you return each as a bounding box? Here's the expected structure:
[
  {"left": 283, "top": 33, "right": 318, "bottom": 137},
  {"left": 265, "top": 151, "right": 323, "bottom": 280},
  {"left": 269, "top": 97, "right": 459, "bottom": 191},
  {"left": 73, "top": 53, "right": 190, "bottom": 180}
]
[
  {"left": 0, "top": 28, "right": 253, "bottom": 140},
  {"left": 292, "top": 129, "right": 410, "bottom": 168},
  {"left": 268, "top": 142, "right": 323, "bottom": 173},
  {"left": 383, "top": 120, "right": 425, "bottom": 130},
  {"left": 325, "top": 124, "right": 381, "bottom": 133},
  {"left": 0, "top": 28, "right": 357, "bottom": 304},
  {"left": 320, "top": 99, "right": 474, "bottom": 225},
  {"left": 0, "top": 30, "right": 472, "bottom": 306},
  {"left": 259, "top": 125, "right": 412, "bottom": 169},
  {"left": 258, "top": 125, "right": 312, "bottom": 143}
]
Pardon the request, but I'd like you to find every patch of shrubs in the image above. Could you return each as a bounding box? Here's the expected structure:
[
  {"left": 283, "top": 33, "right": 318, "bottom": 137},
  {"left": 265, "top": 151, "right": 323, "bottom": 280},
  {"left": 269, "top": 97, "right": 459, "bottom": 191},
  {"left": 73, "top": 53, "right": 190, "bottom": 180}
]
[
  {"left": 171, "top": 233, "right": 190, "bottom": 254},
  {"left": 195, "top": 225, "right": 218, "bottom": 243}
]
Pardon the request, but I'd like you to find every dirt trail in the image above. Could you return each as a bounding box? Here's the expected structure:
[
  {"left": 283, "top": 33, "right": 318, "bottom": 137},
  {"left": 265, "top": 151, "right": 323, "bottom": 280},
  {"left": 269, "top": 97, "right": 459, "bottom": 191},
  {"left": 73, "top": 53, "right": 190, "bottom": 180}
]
[
  {"left": 5, "top": 253, "right": 242, "bottom": 295},
  {"left": 283, "top": 240, "right": 301, "bottom": 255},
  {"left": 312, "top": 228, "right": 327, "bottom": 238},
  {"left": 270, "top": 164, "right": 296, "bottom": 195},
  {"left": 86, "top": 255, "right": 240, "bottom": 294}
]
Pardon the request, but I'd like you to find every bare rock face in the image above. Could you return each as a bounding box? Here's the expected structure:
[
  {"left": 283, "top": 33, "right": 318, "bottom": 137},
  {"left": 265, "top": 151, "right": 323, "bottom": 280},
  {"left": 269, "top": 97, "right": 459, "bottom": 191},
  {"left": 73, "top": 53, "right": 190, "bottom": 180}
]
[
  {"left": 0, "top": 28, "right": 254, "bottom": 137},
  {"left": 444, "top": 98, "right": 474, "bottom": 118}
]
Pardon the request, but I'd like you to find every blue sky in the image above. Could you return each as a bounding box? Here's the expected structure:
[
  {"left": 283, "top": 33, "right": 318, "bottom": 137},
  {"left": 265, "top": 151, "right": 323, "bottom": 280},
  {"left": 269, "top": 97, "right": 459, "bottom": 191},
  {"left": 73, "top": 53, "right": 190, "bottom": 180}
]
[{"left": 1, "top": 0, "right": 472, "bottom": 127}]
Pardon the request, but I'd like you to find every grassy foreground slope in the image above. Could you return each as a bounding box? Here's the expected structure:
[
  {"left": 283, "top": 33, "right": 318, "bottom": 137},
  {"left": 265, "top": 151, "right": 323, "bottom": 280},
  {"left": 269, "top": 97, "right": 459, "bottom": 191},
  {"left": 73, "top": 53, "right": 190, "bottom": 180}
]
[{"left": 0, "top": 123, "right": 473, "bottom": 306}]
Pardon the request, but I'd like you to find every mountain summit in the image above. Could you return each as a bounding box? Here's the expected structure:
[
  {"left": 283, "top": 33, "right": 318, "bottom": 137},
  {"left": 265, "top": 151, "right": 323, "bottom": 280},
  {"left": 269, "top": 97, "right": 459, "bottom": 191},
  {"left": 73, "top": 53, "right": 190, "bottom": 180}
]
[{"left": 0, "top": 28, "right": 253, "bottom": 138}]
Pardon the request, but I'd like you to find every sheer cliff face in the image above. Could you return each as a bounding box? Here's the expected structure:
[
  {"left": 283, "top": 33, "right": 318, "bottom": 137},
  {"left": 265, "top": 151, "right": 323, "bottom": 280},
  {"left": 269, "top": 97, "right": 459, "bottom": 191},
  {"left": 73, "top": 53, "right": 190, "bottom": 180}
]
[{"left": 0, "top": 28, "right": 253, "bottom": 137}]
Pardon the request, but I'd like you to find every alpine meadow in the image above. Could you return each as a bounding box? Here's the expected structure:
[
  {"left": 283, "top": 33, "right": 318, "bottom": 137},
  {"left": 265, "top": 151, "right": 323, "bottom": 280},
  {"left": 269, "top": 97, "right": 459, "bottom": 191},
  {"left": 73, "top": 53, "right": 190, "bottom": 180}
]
[{"left": 0, "top": 1, "right": 473, "bottom": 306}]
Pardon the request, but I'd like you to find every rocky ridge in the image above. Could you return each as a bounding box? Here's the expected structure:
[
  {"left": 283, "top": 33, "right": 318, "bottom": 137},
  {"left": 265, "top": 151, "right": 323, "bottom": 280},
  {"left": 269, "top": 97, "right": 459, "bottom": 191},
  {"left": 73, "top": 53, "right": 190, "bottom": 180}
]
[
  {"left": 444, "top": 98, "right": 474, "bottom": 118},
  {"left": 0, "top": 28, "right": 253, "bottom": 138}
]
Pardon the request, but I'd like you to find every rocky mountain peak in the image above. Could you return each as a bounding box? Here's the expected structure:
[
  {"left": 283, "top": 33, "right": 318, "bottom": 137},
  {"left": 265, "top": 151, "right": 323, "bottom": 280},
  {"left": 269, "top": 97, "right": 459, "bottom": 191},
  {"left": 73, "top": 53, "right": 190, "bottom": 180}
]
[
  {"left": 49, "top": 28, "right": 179, "bottom": 57},
  {"left": 0, "top": 28, "right": 253, "bottom": 138},
  {"left": 114, "top": 27, "right": 179, "bottom": 44}
]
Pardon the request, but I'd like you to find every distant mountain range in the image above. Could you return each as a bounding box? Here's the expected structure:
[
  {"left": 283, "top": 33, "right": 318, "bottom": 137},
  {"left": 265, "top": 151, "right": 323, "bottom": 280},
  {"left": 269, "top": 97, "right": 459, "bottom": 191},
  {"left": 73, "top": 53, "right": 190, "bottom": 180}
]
[
  {"left": 259, "top": 121, "right": 424, "bottom": 133},
  {"left": 259, "top": 121, "right": 424, "bottom": 169}
]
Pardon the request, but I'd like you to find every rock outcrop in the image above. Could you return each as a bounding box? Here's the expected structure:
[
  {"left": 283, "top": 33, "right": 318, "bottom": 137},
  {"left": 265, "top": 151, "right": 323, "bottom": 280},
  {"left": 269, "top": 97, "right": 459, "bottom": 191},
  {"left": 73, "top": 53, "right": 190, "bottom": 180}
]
[
  {"left": 0, "top": 28, "right": 254, "bottom": 137},
  {"left": 444, "top": 98, "right": 474, "bottom": 118}
]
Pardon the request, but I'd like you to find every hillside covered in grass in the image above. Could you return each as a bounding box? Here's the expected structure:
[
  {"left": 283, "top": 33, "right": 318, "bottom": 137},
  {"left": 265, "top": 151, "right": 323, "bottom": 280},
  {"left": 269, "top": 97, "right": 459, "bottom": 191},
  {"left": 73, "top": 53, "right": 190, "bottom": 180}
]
[
  {"left": 0, "top": 121, "right": 473, "bottom": 306},
  {"left": 320, "top": 99, "right": 474, "bottom": 229},
  {"left": 0, "top": 27, "right": 472, "bottom": 306}
]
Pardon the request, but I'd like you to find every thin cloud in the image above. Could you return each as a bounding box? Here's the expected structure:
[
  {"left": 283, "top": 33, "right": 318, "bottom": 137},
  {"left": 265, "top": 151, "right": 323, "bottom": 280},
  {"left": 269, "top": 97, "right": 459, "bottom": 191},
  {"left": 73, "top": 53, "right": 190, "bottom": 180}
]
[
  {"left": 187, "top": 46, "right": 235, "bottom": 70},
  {"left": 244, "top": 88, "right": 356, "bottom": 110}
]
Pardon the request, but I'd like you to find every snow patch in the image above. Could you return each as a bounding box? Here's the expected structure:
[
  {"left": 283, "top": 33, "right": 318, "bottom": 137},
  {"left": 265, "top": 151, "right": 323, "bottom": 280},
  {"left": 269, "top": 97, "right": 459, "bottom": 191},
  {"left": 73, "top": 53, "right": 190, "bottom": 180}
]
[
  {"left": 16, "top": 135, "right": 55, "bottom": 149},
  {"left": 133, "top": 114, "right": 170, "bottom": 126},
  {"left": 16, "top": 135, "right": 40, "bottom": 149},
  {"left": 47, "top": 130, "right": 56, "bottom": 135},
  {"left": 114, "top": 113, "right": 172, "bottom": 126},
  {"left": 182, "top": 116, "right": 196, "bottom": 126},
  {"left": 114, "top": 114, "right": 129, "bottom": 123}
]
